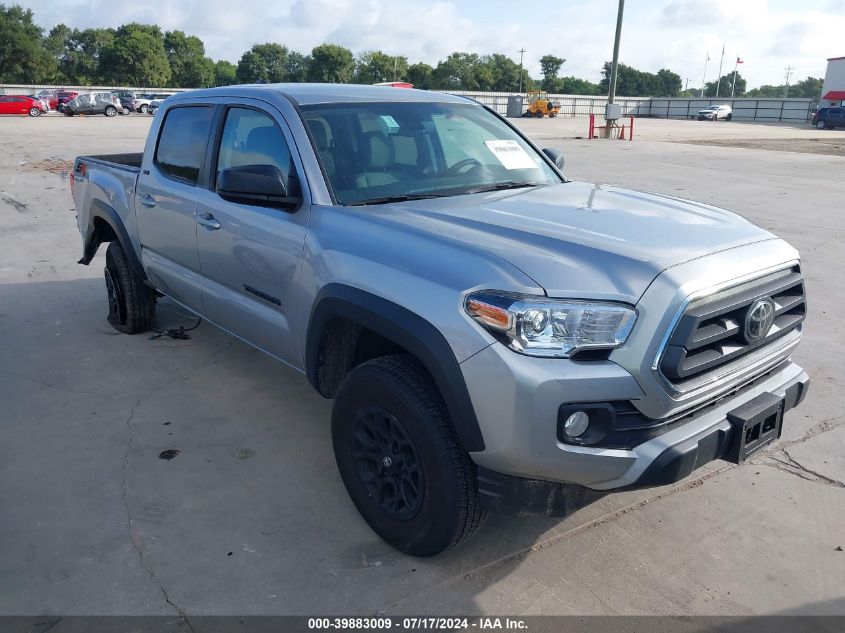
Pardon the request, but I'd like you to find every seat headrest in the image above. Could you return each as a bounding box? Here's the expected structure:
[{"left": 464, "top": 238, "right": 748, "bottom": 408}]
[{"left": 363, "top": 131, "right": 393, "bottom": 168}]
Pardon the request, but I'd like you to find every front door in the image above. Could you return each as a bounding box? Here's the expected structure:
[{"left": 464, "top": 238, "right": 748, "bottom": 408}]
[
  {"left": 194, "top": 104, "right": 310, "bottom": 366},
  {"left": 136, "top": 104, "right": 215, "bottom": 311}
]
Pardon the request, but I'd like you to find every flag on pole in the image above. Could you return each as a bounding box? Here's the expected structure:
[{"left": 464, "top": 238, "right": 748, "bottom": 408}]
[{"left": 737, "top": 57, "right": 744, "bottom": 64}]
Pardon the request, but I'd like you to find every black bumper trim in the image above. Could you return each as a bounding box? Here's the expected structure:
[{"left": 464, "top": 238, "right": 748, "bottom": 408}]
[{"left": 627, "top": 375, "right": 809, "bottom": 490}]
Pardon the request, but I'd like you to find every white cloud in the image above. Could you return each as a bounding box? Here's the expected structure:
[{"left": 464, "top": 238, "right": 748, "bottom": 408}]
[{"left": 16, "top": 0, "right": 845, "bottom": 87}]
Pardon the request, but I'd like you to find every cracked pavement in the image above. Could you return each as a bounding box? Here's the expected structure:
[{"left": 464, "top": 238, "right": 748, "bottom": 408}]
[{"left": 1, "top": 115, "right": 843, "bottom": 616}]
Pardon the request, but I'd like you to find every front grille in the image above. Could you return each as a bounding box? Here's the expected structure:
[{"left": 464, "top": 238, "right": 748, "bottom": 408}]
[{"left": 660, "top": 266, "right": 806, "bottom": 384}]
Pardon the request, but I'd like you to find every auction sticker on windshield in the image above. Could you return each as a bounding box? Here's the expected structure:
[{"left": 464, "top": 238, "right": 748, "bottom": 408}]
[{"left": 484, "top": 140, "right": 537, "bottom": 170}]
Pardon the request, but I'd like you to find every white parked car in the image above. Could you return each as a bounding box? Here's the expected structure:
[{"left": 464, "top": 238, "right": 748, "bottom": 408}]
[{"left": 697, "top": 104, "right": 732, "bottom": 121}]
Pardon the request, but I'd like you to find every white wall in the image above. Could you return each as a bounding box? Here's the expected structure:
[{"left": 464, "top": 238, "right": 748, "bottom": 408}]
[{"left": 821, "top": 58, "right": 845, "bottom": 106}]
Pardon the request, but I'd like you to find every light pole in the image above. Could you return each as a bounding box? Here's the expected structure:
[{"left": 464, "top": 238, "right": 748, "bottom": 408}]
[
  {"left": 715, "top": 43, "right": 725, "bottom": 98},
  {"left": 604, "top": 0, "right": 625, "bottom": 138},
  {"left": 606, "top": 0, "right": 625, "bottom": 106},
  {"left": 517, "top": 48, "right": 526, "bottom": 95},
  {"left": 700, "top": 52, "right": 710, "bottom": 98}
]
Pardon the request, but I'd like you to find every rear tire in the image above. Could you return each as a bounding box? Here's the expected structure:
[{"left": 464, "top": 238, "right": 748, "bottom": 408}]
[
  {"left": 534, "top": 110, "right": 543, "bottom": 118},
  {"left": 726, "top": 113, "right": 732, "bottom": 121},
  {"left": 104, "top": 106, "right": 117, "bottom": 117},
  {"left": 104, "top": 242, "right": 155, "bottom": 334},
  {"left": 332, "top": 354, "right": 486, "bottom": 557},
  {"left": 140, "top": 104, "right": 149, "bottom": 114},
  {"left": 28, "top": 107, "right": 42, "bottom": 117}
]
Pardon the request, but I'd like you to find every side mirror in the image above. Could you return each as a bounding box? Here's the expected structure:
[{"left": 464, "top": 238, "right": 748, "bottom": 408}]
[
  {"left": 217, "top": 164, "right": 299, "bottom": 210},
  {"left": 542, "top": 148, "right": 565, "bottom": 170}
]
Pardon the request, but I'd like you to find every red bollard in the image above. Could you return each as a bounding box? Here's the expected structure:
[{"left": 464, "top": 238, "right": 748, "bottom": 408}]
[
  {"left": 588, "top": 113, "right": 594, "bottom": 139},
  {"left": 629, "top": 116, "right": 634, "bottom": 141}
]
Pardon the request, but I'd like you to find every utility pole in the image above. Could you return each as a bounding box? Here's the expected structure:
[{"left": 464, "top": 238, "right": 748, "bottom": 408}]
[
  {"left": 685, "top": 77, "right": 689, "bottom": 92},
  {"left": 715, "top": 43, "right": 725, "bottom": 98},
  {"left": 784, "top": 65, "right": 794, "bottom": 98},
  {"left": 700, "top": 52, "right": 710, "bottom": 97},
  {"left": 517, "top": 48, "right": 526, "bottom": 94}
]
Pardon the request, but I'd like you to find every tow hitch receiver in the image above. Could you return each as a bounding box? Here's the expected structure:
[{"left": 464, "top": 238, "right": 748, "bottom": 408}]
[{"left": 725, "top": 392, "right": 784, "bottom": 463}]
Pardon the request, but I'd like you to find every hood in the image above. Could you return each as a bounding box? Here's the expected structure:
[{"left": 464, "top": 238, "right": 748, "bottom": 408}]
[{"left": 365, "top": 181, "right": 775, "bottom": 304}]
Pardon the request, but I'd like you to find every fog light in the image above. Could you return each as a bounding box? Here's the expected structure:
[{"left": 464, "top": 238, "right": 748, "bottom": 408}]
[{"left": 563, "top": 411, "right": 590, "bottom": 437}]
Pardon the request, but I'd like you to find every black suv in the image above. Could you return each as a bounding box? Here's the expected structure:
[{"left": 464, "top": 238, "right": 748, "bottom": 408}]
[{"left": 811, "top": 106, "right": 844, "bottom": 129}]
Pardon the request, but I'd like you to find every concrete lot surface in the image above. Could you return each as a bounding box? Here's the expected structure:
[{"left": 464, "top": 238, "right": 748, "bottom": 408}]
[{"left": 1, "top": 114, "right": 844, "bottom": 617}]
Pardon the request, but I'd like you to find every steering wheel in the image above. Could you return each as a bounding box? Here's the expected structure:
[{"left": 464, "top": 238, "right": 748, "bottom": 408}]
[{"left": 447, "top": 158, "right": 482, "bottom": 175}]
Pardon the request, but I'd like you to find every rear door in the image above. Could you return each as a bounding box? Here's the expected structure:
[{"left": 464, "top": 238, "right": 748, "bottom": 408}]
[
  {"left": 0, "top": 97, "right": 16, "bottom": 114},
  {"left": 194, "top": 102, "right": 311, "bottom": 365},
  {"left": 136, "top": 103, "right": 215, "bottom": 311}
]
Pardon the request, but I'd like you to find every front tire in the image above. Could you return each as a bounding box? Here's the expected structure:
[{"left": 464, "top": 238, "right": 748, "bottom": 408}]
[
  {"left": 104, "top": 105, "right": 117, "bottom": 117},
  {"left": 816, "top": 120, "right": 827, "bottom": 130},
  {"left": 104, "top": 242, "right": 155, "bottom": 334},
  {"left": 140, "top": 104, "right": 149, "bottom": 114},
  {"left": 726, "top": 113, "right": 732, "bottom": 121},
  {"left": 332, "top": 354, "right": 485, "bottom": 557}
]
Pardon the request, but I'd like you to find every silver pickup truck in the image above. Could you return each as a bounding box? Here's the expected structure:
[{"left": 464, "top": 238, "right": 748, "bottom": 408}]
[{"left": 71, "top": 84, "right": 809, "bottom": 556}]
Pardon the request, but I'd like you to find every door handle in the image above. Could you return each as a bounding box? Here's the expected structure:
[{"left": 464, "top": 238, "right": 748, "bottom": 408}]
[
  {"left": 139, "top": 192, "right": 156, "bottom": 208},
  {"left": 197, "top": 213, "right": 221, "bottom": 230}
]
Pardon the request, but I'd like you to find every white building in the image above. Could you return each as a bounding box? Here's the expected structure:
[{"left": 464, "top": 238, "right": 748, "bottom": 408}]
[{"left": 821, "top": 56, "right": 845, "bottom": 106}]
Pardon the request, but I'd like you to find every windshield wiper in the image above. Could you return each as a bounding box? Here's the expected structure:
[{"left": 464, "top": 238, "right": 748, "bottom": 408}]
[
  {"left": 348, "top": 192, "right": 449, "bottom": 206},
  {"left": 459, "top": 181, "right": 544, "bottom": 195}
]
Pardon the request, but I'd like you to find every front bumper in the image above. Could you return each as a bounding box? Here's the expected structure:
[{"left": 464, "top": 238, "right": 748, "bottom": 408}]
[{"left": 462, "top": 341, "right": 809, "bottom": 491}]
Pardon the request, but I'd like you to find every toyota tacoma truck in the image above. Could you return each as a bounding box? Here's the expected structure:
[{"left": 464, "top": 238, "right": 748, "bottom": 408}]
[{"left": 71, "top": 84, "right": 809, "bottom": 556}]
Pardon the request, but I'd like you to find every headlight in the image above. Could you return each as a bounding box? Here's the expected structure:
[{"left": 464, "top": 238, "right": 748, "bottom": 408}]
[{"left": 465, "top": 291, "right": 636, "bottom": 358}]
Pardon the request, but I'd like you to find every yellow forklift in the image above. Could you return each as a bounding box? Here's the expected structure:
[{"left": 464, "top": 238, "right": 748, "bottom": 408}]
[{"left": 523, "top": 91, "right": 561, "bottom": 118}]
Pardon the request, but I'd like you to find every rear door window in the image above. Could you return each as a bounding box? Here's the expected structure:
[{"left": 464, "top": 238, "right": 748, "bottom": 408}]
[{"left": 154, "top": 106, "right": 214, "bottom": 184}]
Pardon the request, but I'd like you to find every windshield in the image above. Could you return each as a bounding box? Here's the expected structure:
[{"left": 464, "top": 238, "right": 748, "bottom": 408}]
[{"left": 301, "top": 101, "right": 563, "bottom": 205}]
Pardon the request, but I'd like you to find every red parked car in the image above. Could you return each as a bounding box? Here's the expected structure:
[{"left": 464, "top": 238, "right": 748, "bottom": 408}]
[{"left": 0, "top": 95, "right": 46, "bottom": 117}]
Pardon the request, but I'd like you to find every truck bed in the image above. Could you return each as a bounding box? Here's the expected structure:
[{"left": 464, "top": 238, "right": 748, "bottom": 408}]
[{"left": 79, "top": 153, "right": 143, "bottom": 171}]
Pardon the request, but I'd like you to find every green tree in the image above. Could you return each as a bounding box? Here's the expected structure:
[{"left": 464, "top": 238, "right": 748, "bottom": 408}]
[
  {"left": 655, "top": 68, "right": 682, "bottom": 97},
  {"left": 406, "top": 62, "right": 433, "bottom": 89},
  {"left": 0, "top": 4, "right": 55, "bottom": 82},
  {"left": 432, "top": 52, "right": 491, "bottom": 90},
  {"left": 164, "top": 30, "right": 214, "bottom": 87},
  {"left": 236, "top": 43, "right": 289, "bottom": 83},
  {"left": 214, "top": 59, "right": 237, "bottom": 86},
  {"left": 64, "top": 27, "right": 115, "bottom": 84},
  {"left": 705, "top": 72, "right": 745, "bottom": 97},
  {"left": 356, "top": 50, "right": 408, "bottom": 84},
  {"left": 483, "top": 53, "right": 528, "bottom": 92},
  {"left": 791, "top": 76, "right": 824, "bottom": 99},
  {"left": 558, "top": 76, "right": 601, "bottom": 95},
  {"left": 600, "top": 62, "right": 683, "bottom": 97},
  {"left": 308, "top": 44, "right": 354, "bottom": 83},
  {"left": 285, "top": 51, "right": 309, "bottom": 82},
  {"left": 746, "top": 84, "right": 782, "bottom": 98},
  {"left": 100, "top": 23, "right": 170, "bottom": 86},
  {"left": 539, "top": 54, "right": 565, "bottom": 92}
]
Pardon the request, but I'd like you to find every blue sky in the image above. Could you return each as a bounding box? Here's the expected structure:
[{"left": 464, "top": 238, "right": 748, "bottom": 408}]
[{"left": 17, "top": 0, "right": 845, "bottom": 88}]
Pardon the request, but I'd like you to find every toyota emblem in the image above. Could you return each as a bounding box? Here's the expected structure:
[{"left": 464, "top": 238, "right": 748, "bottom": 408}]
[{"left": 744, "top": 297, "right": 775, "bottom": 343}]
